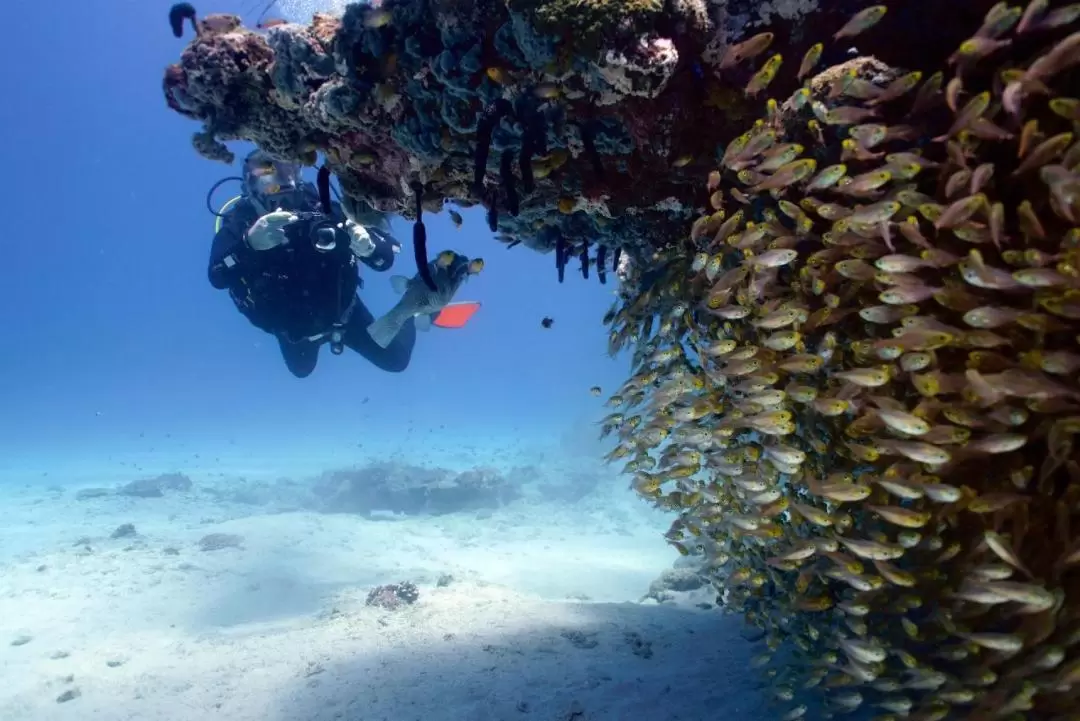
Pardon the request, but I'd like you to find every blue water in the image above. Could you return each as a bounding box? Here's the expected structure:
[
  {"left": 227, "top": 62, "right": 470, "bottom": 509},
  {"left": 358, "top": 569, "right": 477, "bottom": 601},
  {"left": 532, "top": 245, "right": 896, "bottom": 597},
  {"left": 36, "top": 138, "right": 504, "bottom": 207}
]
[
  {"left": 0, "top": 0, "right": 628, "bottom": 480},
  {"left": 0, "top": 3, "right": 770, "bottom": 720}
]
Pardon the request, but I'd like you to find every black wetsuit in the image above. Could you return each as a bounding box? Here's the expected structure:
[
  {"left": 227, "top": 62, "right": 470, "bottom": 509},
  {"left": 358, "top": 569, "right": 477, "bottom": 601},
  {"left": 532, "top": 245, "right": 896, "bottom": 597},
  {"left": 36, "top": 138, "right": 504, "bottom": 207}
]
[{"left": 208, "top": 186, "right": 416, "bottom": 378}]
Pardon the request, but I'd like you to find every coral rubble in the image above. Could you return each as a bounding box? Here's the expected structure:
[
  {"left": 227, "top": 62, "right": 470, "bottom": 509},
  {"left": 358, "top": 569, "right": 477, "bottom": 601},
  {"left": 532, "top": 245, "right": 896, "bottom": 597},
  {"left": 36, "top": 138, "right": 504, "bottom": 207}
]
[{"left": 162, "top": 0, "right": 981, "bottom": 275}]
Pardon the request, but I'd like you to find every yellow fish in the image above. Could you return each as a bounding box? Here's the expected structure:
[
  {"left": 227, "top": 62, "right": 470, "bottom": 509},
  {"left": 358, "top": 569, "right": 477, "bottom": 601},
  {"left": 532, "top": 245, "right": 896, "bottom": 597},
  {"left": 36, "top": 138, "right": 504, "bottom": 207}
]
[
  {"left": 798, "top": 43, "right": 823, "bottom": 80},
  {"left": 745, "top": 54, "right": 783, "bottom": 97},
  {"left": 833, "top": 5, "right": 888, "bottom": 40},
  {"left": 363, "top": 8, "right": 394, "bottom": 28}
]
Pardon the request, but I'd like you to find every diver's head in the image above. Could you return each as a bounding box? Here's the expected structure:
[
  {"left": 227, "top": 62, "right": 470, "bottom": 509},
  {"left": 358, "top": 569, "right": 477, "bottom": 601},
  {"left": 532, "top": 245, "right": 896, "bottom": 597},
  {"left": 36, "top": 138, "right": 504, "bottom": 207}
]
[{"left": 241, "top": 150, "right": 303, "bottom": 210}]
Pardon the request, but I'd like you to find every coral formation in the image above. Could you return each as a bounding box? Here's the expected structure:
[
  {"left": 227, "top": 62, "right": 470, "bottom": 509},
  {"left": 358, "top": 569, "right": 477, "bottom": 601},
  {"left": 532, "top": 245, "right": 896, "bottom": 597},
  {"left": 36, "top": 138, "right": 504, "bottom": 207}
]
[
  {"left": 600, "top": 2, "right": 1080, "bottom": 719},
  {"left": 641, "top": 561, "right": 713, "bottom": 607},
  {"left": 312, "top": 461, "right": 521, "bottom": 515},
  {"left": 72, "top": 473, "right": 193, "bottom": 500},
  {"left": 118, "top": 472, "right": 193, "bottom": 497},
  {"left": 162, "top": 0, "right": 981, "bottom": 279},
  {"left": 366, "top": 580, "right": 420, "bottom": 609}
]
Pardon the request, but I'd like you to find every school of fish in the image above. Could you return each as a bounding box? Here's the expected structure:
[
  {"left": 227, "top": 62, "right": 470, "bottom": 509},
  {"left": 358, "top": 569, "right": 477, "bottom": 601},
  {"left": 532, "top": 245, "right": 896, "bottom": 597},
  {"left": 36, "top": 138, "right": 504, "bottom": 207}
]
[{"left": 600, "top": 2, "right": 1080, "bottom": 719}]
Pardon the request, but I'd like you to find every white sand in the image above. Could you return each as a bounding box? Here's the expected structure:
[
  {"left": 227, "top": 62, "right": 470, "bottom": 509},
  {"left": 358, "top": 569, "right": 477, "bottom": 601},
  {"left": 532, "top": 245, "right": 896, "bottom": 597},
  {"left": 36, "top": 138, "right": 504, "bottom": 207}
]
[{"left": 0, "top": 467, "right": 768, "bottom": 721}]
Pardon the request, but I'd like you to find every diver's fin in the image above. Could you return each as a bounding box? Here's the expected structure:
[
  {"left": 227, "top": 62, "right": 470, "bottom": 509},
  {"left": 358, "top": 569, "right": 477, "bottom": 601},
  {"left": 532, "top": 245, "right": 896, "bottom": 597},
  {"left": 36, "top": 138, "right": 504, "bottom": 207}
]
[
  {"left": 389, "top": 275, "right": 410, "bottom": 294},
  {"left": 415, "top": 313, "right": 433, "bottom": 332},
  {"left": 432, "top": 301, "right": 481, "bottom": 329}
]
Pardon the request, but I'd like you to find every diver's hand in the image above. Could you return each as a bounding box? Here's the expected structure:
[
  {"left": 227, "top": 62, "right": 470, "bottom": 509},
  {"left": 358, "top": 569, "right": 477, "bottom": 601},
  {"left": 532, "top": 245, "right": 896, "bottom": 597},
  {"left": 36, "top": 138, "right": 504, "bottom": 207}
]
[
  {"left": 246, "top": 209, "right": 298, "bottom": 251},
  {"left": 342, "top": 220, "right": 375, "bottom": 258}
]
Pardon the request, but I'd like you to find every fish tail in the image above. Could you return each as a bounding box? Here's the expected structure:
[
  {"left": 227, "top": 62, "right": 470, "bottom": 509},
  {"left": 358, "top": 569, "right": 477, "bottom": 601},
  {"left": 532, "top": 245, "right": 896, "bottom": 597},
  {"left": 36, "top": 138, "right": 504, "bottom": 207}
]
[{"left": 367, "top": 308, "right": 408, "bottom": 350}]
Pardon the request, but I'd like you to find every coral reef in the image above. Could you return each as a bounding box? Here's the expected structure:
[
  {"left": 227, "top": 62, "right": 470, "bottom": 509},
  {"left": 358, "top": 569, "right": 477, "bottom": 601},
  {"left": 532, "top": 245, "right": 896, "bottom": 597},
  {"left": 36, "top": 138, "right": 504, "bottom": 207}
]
[
  {"left": 365, "top": 580, "right": 420, "bottom": 609},
  {"left": 118, "top": 472, "right": 193, "bottom": 497},
  {"left": 162, "top": 0, "right": 985, "bottom": 277},
  {"left": 641, "top": 561, "right": 711, "bottom": 606},
  {"left": 72, "top": 473, "right": 193, "bottom": 500},
  {"left": 601, "top": 2, "right": 1080, "bottom": 719},
  {"left": 312, "top": 461, "right": 522, "bottom": 515}
]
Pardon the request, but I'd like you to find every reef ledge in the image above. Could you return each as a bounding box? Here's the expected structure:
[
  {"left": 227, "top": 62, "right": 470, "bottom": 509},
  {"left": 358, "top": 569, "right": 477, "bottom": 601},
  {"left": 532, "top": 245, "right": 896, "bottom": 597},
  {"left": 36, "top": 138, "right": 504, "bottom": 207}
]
[{"left": 163, "top": 0, "right": 992, "bottom": 271}]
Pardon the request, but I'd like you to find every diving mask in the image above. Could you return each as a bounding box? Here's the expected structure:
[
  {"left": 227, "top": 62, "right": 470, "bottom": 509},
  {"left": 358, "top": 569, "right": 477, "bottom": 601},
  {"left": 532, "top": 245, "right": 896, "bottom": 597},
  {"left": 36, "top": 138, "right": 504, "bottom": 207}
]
[
  {"left": 249, "top": 164, "right": 300, "bottom": 196},
  {"left": 242, "top": 153, "right": 303, "bottom": 201}
]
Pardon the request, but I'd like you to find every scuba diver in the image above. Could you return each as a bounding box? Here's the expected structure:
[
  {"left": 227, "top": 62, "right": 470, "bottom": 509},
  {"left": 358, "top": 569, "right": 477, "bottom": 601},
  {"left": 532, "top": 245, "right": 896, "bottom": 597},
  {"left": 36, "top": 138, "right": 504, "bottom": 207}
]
[{"left": 207, "top": 150, "right": 482, "bottom": 378}]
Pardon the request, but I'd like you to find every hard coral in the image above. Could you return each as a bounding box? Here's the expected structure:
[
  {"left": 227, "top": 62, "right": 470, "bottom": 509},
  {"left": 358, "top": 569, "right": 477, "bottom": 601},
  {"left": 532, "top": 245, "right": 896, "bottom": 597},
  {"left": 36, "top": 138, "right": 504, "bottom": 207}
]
[
  {"left": 506, "top": 0, "right": 670, "bottom": 58},
  {"left": 162, "top": 0, "right": 986, "bottom": 279},
  {"left": 366, "top": 581, "right": 420, "bottom": 609}
]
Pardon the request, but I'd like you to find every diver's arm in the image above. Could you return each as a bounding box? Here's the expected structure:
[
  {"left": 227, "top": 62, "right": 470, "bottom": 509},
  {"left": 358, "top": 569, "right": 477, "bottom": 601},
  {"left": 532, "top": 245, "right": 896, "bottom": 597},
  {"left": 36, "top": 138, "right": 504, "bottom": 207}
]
[
  {"left": 208, "top": 207, "right": 296, "bottom": 289},
  {"left": 336, "top": 195, "right": 400, "bottom": 271},
  {"left": 208, "top": 213, "right": 251, "bottom": 290},
  {"left": 328, "top": 198, "right": 399, "bottom": 271},
  {"left": 358, "top": 225, "right": 400, "bottom": 272}
]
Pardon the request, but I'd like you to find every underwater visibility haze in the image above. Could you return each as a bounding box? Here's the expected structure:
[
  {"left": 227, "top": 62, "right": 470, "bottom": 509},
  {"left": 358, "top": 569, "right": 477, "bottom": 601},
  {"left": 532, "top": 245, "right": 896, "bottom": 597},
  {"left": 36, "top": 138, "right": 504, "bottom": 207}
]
[
  {"left": 5, "top": 0, "right": 1080, "bottom": 719},
  {"left": 0, "top": 0, "right": 626, "bottom": 475}
]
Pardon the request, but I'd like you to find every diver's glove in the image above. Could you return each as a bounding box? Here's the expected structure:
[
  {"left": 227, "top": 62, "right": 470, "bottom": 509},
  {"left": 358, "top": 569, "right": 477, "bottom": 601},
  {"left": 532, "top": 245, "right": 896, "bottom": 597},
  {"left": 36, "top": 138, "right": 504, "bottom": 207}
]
[
  {"left": 343, "top": 220, "right": 375, "bottom": 259},
  {"left": 246, "top": 209, "right": 299, "bottom": 251}
]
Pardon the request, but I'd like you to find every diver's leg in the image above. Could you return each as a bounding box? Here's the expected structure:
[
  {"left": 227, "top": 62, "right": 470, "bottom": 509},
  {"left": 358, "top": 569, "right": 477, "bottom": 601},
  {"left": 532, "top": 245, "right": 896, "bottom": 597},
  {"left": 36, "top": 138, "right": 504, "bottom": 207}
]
[
  {"left": 343, "top": 295, "right": 416, "bottom": 373},
  {"left": 277, "top": 336, "right": 320, "bottom": 378}
]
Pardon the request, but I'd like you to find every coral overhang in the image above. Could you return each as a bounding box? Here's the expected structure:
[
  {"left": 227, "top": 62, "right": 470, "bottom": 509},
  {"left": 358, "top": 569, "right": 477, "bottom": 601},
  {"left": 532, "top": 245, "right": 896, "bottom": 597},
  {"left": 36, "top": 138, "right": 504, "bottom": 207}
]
[{"left": 163, "top": 0, "right": 990, "bottom": 271}]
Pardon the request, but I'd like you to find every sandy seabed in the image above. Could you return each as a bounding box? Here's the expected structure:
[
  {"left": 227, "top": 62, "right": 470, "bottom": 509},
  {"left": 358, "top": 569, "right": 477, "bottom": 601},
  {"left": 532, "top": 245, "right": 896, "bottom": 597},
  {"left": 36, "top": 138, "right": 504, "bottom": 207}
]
[{"left": 0, "top": 450, "right": 768, "bottom": 721}]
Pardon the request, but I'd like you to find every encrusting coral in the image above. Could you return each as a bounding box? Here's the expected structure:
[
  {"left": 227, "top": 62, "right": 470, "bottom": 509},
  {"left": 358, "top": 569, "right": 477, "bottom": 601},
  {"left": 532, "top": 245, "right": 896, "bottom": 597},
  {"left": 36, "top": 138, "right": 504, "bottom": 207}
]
[{"left": 162, "top": 0, "right": 982, "bottom": 282}]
